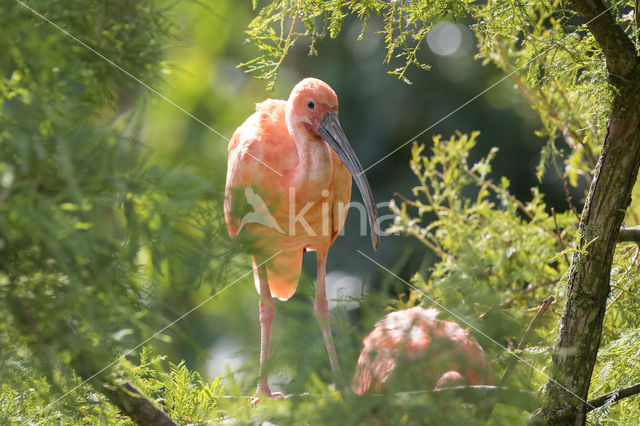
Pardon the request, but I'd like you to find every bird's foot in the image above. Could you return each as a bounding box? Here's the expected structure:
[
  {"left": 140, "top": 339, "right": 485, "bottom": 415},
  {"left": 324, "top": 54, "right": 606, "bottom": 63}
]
[{"left": 250, "top": 387, "right": 284, "bottom": 406}]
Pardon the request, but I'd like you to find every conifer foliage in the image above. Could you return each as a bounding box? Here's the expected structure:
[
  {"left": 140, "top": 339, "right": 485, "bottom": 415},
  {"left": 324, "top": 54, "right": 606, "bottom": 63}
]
[
  {"left": 2, "top": 0, "right": 640, "bottom": 425},
  {"left": 1, "top": 1, "right": 227, "bottom": 423}
]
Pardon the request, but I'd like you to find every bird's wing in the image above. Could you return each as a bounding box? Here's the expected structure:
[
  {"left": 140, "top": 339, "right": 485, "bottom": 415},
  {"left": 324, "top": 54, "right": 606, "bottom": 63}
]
[
  {"left": 225, "top": 137, "right": 269, "bottom": 237},
  {"left": 224, "top": 100, "right": 295, "bottom": 237}
]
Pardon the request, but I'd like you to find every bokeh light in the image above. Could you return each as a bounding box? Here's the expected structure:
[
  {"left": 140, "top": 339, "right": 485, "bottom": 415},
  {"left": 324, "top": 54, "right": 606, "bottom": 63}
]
[{"left": 427, "top": 22, "right": 462, "bottom": 56}]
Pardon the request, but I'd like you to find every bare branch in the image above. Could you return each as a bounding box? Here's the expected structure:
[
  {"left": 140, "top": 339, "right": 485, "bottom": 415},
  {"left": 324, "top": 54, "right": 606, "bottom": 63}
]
[
  {"left": 618, "top": 226, "right": 640, "bottom": 243},
  {"left": 501, "top": 296, "right": 555, "bottom": 385},
  {"left": 552, "top": 208, "right": 571, "bottom": 265},
  {"left": 563, "top": 174, "right": 581, "bottom": 221},
  {"left": 479, "top": 278, "right": 560, "bottom": 319},
  {"left": 586, "top": 382, "right": 640, "bottom": 412}
]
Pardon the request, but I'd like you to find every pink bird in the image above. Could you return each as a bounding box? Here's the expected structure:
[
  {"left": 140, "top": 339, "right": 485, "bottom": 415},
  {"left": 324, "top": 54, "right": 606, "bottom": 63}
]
[
  {"left": 225, "top": 78, "right": 380, "bottom": 400},
  {"left": 352, "top": 307, "right": 493, "bottom": 395}
]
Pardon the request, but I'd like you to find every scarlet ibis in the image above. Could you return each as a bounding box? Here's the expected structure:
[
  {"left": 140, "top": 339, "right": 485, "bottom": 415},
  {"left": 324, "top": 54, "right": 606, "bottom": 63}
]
[
  {"left": 352, "top": 307, "right": 493, "bottom": 395},
  {"left": 224, "top": 78, "right": 380, "bottom": 399}
]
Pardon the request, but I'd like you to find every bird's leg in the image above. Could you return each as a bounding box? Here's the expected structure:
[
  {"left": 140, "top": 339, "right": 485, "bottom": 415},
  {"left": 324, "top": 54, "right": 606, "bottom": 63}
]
[
  {"left": 254, "top": 263, "right": 283, "bottom": 402},
  {"left": 314, "top": 252, "right": 342, "bottom": 381}
]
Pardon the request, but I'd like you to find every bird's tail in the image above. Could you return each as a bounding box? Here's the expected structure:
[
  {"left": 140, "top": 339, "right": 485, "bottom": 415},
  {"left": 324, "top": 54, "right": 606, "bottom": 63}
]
[{"left": 253, "top": 250, "right": 303, "bottom": 301}]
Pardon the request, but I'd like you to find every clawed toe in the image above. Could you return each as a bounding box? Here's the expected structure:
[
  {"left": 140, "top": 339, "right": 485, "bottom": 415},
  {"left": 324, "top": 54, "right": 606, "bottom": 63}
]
[{"left": 250, "top": 390, "right": 285, "bottom": 406}]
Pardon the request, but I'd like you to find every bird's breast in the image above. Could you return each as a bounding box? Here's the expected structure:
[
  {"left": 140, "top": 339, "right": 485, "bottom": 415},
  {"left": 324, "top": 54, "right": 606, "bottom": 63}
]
[
  {"left": 258, "top": 141, "right": 350, "bottom": 250},
  {"left": 292, "top": 139, "right": 334, "bottom": 193}
]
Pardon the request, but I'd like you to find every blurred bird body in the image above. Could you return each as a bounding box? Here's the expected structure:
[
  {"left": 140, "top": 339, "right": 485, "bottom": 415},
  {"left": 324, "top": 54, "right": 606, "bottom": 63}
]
[
  {"left": 352, "top": 307, "right": 493, "bottom": 395},
  {"left": 225, "top": 78, "right": 380, "bottom": 399}
]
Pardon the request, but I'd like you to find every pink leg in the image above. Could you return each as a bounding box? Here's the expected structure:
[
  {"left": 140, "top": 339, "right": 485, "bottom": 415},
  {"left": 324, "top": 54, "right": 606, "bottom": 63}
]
[
  {"left": 253, "top": 263, "right": 283, "bottom": 403},
  {"left": 314, "top": 252, "right": 342, "bottom": 380}
]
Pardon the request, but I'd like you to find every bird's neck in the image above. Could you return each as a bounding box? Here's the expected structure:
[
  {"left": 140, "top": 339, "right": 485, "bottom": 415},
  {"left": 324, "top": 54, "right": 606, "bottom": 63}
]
[
  {"left": 285, "top": 117, "right": 322, "bottom": 162},
  {"left": 285, "top": 107, "right": 333, "bottom": 188},
  {"left": 287, "top": 125, "right": 332, "bottom": 188}
]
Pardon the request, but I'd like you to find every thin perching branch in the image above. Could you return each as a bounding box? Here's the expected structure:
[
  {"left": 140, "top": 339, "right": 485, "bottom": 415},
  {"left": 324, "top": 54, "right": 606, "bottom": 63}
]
[
  {"left": 500, "top": 296, "right": 555, "bottom": 386},
  {"left": 586, "top": 382, "right": 640, "bottom": 412},
  {"left": 618, "top": 226, "right": 640, "bottom": 243}
]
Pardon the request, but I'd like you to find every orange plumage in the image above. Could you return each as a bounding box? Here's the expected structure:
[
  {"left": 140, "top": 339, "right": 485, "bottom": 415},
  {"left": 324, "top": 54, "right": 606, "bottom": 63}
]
[
  {"left": 352, "top": 307, "right": 494, "bottom": 395},
  {"left": 225, "top": 78, "right": 380, "bottom": 399}
]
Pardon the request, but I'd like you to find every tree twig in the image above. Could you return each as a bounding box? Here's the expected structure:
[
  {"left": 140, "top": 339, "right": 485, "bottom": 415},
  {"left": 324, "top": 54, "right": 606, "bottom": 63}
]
[
  {"left": 268, "top": 0, "right": 303, "bottom": 87},
  {"left": 478, "top": 278, "right": 560, "bottom": 319},
  {"left": 586, "top": 382, "right": 640, "bottom": 412},
  {"left": 552, "top": 207, "right": 571, "bottom": 265},
  {"left": 501, "top": 296, "right": 555, "bottom": 385},
  {"left": 393, "top": 191, "right": 414, "bottom": 205},
  {"left": 479, "top": 296, "right": 554, "bottom": 419},
  {"left": 562, "top": 174, "right": 581, "bottom": 221}
]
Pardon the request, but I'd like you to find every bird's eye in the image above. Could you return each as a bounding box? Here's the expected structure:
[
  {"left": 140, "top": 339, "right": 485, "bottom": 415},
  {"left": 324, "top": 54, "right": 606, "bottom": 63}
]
[{"left": 307, "top": 101, "right": 315, "bottom": 110}]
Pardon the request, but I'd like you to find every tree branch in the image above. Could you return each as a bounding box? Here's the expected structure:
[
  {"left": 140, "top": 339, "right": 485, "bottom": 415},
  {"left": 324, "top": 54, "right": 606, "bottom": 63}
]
[
  {"left": 500, "top": 296, "right": 555, "bottom": 386},
  {"left": 382, "top": 382, "right": 640, "bottom": 415},
  {"left": 372, "top": 385, "right": 539, "bottom": 412},
  {"left": 429, "top": 385, "right": 540, "bottom": 412},
  {"left": 617, "top": 226, "right": 640, "bottom": 243},
  {"left": 570, "top": 0, "right": 638, "bottom": 78},
  {"left": 71, "top": 350, "right": 176, "bottom": 425},
  {"left": 586, "top": 382, "right": 640, "bottom": 412},
  {"left": 97, "top": 375, "right": 176, "bottom": 426}
]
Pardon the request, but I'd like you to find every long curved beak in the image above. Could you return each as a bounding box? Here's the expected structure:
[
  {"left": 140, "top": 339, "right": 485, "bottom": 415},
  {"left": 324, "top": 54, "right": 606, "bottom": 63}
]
[{"left": 318, "top": 112, "right": 380, "bottom": 251}]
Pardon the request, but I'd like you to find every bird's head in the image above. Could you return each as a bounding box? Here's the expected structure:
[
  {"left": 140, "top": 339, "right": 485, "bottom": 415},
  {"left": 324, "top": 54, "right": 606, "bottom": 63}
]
[
  {"left": 287, "top": 78, "right": 339, "bottom": 136},
  {"left": 287, "top": 78, "right": 380, "bottom": 251}
]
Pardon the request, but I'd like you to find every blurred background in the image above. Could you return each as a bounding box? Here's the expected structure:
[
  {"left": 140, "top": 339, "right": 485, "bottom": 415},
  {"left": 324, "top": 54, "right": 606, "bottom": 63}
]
[{"left": 139, "top": 0, "right": 578, "bottom": 393}]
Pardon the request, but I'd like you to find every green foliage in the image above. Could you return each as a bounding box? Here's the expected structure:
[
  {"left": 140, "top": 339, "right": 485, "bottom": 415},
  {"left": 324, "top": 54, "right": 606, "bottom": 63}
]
[
  {"left": 120, "top": 348, "right": 226, "bottom": 423},
  {"left": 0, "top": 1, "right": 234, "bottom": 423},
  {"left": 473, "top": 0, "right": 615, "bottom": 186},
  {"left": 4, "top": 0, "right": 640, "bottom": 424},
  {"left": 590, "top": 330, "right": 640, "bottom": 424},
  {"left": 387, "top": 133, "right": 575, "bottom": 393},
  {"left": 241, "top": 0, "right": 635, "bottom": 184},
  {"left": 241, "top": 3, "right": 640, "bottom": 422},
  {"left": 240, "top": 0, "right": 471, "bottom": 87},
  {"left": 228, "top": 385, "right": 489, "bottom": 425},
  {"left": 0, "top": 347, "right": 227, "bottom": 425},
  {"left": 381, "top": 130, "right": 640, "bottom": 423}
]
